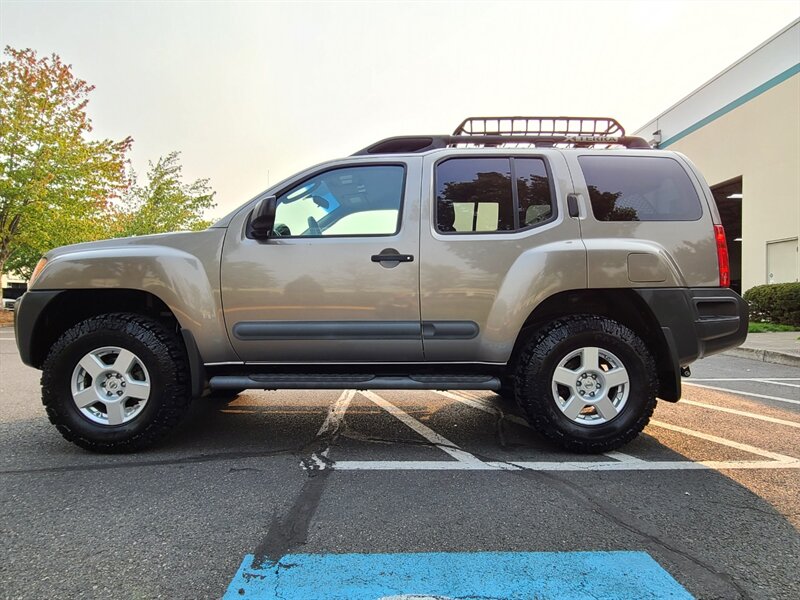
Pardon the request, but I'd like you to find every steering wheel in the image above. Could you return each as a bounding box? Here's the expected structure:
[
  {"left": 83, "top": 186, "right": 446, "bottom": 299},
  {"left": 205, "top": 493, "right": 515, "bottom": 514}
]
[{"left": 307, "top": 216, "right": 322, "bottom": 236}]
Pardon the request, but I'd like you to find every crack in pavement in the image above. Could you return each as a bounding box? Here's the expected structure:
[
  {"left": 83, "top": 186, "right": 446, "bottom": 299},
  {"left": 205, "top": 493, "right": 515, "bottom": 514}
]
[
  {"left": 8, "top": 389, "right": 779, "bottom": 599},
  {"left": 0, "top": 447, "right": 306, "bottom": 476},
  {"left": 509, "top": 467, "right": 754, "bottom": 600},
  {"left": 251, "top": 390, "right": 354, "bottom": 568}
]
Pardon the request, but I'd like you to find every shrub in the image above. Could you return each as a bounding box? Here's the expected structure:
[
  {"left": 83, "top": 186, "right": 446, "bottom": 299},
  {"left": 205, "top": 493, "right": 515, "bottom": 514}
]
[
  {"left": 748, "top": 322, "right": 798, "bottom": 333},
  {"left": 743, "top": 282, "right": 800, "bottom": 327}
]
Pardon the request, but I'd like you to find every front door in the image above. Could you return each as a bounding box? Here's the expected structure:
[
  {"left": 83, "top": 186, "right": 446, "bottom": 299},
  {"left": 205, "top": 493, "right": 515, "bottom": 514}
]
[{"left": 221, "top": 159, "right": 423, "bottom": 363}]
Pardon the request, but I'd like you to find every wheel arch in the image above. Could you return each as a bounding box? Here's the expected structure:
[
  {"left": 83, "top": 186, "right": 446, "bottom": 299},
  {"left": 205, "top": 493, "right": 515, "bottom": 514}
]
[
  {"left": 510, "top": 288, "right": 680, "bottom": 401},
  {"left": 24, "top": 289, "right": 207, "bottom": 398},
  {"left": 28, "top": 289, "right": 173, "bottom": 367}
]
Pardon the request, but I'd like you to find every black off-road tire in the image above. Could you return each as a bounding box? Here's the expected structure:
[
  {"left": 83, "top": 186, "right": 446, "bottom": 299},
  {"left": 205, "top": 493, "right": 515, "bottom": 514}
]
[
  {"left": 41, "top": 313, "right": 192, "bottom": 453},
  {"left": 514, "top": 315, "right": 657, "bottom": 453}
]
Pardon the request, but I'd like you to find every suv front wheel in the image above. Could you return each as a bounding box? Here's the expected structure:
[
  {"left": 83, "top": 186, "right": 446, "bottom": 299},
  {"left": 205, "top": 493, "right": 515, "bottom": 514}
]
[
  {"left": 514, "top": 315, "right": 657, "bottom": 453},
  {"left": 41, "top": 313, "right": 192, "bottom": 452}
]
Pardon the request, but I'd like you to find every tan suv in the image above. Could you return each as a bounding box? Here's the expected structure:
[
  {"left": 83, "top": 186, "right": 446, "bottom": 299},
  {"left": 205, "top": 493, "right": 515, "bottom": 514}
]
[{"left": 14, "top": 117, "right": 748, "bottom": 453}]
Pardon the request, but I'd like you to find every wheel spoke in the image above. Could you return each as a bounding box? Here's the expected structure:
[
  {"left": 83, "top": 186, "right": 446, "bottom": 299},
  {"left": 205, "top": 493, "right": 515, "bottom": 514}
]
[
  {"left": 73, "top": 387, "right": 100, "bottom": 408},
  {"left": 105, "top": 401, "right": 126, "bottom": 426},
  {"left": 124, "top": 380, "right": 150, "bottom": 401},
  {"left": 78, "top": 354, "right": 106, "bottom": 379},
  {"left": 553, "top": 367, "right": 577, "bottom": 388},
  {"left": 581, "top": 347, "right": 600, "bottom": 371},
  {"left": 113, "top": 349, "right": 137, "bottom": 375},
  {"left": 562, "top": 397, "right": 585, "bottom": 420},
  {"left": 595, "top": 396, "right": 619, "bottom": 420},
  {"left": 604, "top": 368, "right": 629, "bottom": 389}
]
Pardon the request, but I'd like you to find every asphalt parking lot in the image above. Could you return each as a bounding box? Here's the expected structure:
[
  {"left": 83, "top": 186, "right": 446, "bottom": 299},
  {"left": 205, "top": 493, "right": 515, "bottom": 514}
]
[{"left": 1, "top": 324, "right": 798, "bottom": 599}]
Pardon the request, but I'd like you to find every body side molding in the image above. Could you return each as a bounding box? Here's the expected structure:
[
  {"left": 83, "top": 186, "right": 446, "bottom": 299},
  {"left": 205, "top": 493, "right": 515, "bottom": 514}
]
[{"left": 232, "top": 321, "right": 480, "bottom": 341}]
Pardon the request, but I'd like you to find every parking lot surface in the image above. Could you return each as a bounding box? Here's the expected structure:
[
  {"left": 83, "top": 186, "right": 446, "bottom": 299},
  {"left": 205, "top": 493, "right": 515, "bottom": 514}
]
[{"left": 1, "top": 325, "right": 799, "bottom": 599}]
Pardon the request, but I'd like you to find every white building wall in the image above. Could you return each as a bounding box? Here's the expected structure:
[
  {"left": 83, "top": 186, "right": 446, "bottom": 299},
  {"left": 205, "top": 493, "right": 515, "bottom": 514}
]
[
  {"left": 635, "top": 19, "right": 800, "bottom": 147},
  {"left": 634, "top": 18, "right": 800, "bottom": 292}
]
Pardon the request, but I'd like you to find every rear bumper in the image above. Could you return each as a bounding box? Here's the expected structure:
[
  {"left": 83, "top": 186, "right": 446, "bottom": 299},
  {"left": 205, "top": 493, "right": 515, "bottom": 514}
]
[{"left": 635, "top": 287, "right": 749, "bottom": 367}]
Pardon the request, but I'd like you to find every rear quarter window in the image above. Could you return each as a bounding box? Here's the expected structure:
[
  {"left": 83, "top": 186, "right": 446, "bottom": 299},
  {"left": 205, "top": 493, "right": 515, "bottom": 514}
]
[{"left": 579, "top": 156, "right": 702, "bottom": 222}]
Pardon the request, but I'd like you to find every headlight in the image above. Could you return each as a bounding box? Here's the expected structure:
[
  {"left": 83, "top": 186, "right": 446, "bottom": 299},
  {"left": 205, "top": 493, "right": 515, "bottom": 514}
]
[{"left": 29, "top": 258, "right": 48, "bottom": 286}]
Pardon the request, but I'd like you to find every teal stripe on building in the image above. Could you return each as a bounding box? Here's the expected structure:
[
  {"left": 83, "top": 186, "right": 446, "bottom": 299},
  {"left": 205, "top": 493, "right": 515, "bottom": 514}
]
[{"left": 660, "top": 62, "right": 800, "bottom": 148}]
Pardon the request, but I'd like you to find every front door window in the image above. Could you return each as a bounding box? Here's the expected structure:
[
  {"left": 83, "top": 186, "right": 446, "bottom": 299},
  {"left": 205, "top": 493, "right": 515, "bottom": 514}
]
[{"left": 274, "top": 165, "right": 405, "bottom": 237}]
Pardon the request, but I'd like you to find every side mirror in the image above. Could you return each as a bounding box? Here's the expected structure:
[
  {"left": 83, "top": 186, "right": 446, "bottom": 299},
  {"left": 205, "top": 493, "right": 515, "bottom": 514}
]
[{"left": 250, "top": 195, "right": 277, "bottom": 240}]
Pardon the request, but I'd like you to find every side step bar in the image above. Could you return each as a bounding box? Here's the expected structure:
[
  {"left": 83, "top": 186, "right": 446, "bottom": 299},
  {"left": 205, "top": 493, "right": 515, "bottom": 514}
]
[{"left": 209, "top": 374, "right": 501, "bottom": 391}]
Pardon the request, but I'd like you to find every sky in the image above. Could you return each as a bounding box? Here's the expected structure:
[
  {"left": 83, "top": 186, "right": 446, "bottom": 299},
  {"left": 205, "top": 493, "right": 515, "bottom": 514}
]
[{"left": 1, "top": 0, "right": 798, "bottom": 218}]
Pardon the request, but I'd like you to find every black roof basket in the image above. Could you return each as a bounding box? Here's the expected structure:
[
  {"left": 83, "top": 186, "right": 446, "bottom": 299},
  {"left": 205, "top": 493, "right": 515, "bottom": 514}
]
[{"left": 354, "top": 116, "right": 651, "bottom": 155}]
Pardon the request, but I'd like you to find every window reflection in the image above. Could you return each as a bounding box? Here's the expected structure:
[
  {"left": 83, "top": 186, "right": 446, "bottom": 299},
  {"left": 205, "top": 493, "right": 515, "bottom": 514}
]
[
  {"left": 579, "top": 156, "right": 702, "bottom": 222},
  {"left": 436, "top": 158, "right": 514, "bottom": 233}
]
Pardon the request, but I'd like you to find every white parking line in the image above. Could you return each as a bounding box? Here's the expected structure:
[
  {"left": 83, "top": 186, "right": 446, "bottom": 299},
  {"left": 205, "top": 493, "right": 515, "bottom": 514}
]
[
  {"left": 679, "top": 398, "right": 800, "bottom": 429},
  {"left": 763, "top": 380, "right": 800, "bottom": 389},
  {"left": 683, "top": 382, "right": 800, "bottom": 406},
  {"left": 603, "top": 451, "right": 647, "bottom": 463},
  {"left": 690, "top": 378, "right": 800, "bottom": 389},
  {"left": 435, "top": 390, "right": 529, "bottom": 428},
  {"left": 301, "top": 390, "right": 356, "bottom": 471},
  {"left": 495, "top": 459, "right": 800, "bottom": 471},
  {"left": 317, "top": 390, "right": 356, "bottom": 437},
  {"left": 336, "top": 460, "right": 497, "bottom": 470},
  {"left": 434, "top": 390, "right": 634, "bottom": 463},
  {"left": 360, "top": 391, "right": 487, "bottom": 466},
  {"left": 328, "top": 389, "right": 800, "bottom": 472},
  {"left": 449, "top": 390, "right": 800, "bottom": 462},
  {"left": 451, "top": 391, "right": 800, "bottom": 463},
  {"left": 691, "top": 377, "right": 800, "bottom": 381},
  {"left": 649, "top": 420, "right": 797, "bottom": 462}
]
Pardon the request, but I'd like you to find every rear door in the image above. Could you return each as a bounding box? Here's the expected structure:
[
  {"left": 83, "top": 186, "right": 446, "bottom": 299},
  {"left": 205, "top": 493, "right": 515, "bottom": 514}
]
[
  {"left": 419, "top": 150, "right": 585, "bottom": 363},
  {"left": 221, "top": 158, "right": 423, "bottom": 363}
]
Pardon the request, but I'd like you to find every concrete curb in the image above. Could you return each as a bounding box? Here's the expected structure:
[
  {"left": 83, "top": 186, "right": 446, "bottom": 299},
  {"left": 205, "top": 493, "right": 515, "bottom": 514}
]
[{"left": 723, "top": 346, "right": 800, "bottom": 368}]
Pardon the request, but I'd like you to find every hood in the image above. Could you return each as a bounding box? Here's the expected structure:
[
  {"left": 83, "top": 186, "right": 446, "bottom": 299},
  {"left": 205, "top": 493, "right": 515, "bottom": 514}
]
[{"left": 44, "top": 230, "right": 212, "bottom": 260}]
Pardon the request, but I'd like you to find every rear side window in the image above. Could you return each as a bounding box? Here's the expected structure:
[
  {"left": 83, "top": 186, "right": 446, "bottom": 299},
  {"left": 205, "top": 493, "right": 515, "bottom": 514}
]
[
  {"left": 579, "top": 156, "right": 702, "bottom": 222},
  {"left": 516, "top": 158, "right": 553, "bottom": 227},
  {"left": 435, "top": 157, "right": 554, "bottom": 233}
]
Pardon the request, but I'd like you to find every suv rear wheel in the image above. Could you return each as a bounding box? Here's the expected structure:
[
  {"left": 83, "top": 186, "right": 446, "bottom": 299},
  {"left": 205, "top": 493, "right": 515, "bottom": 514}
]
[
  {"left": 514, "top": 315, "right": 657, "bottom": 453},
  {"left": 41, "top": 313, "right": 191, "bottom": 452}
]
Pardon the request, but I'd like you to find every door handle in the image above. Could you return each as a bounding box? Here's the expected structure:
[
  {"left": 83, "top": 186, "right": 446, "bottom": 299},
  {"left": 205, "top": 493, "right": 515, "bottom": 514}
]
[{"left": 371, "top": 253, "right": 414, "bottom": 263}]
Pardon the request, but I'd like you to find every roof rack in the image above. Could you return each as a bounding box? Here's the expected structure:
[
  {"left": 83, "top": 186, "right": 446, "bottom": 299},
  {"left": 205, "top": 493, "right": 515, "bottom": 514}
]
[{"left": 353, "top": 116, "right": 651, "bottom": 155}]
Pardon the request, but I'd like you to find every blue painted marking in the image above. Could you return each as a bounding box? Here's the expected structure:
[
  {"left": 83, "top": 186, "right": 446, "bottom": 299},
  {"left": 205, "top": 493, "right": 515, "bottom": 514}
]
[
  {"left": 660, "top": 62, "right": 800, "bottom": 148},
  {"left": 223, "top": 551, "right": 693, "bottom": 599}
]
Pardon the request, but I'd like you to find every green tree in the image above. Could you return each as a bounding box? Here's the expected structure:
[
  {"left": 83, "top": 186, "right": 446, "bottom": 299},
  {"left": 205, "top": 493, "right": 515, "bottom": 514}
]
[
  {"left": 116, "top": 151, "right": 215, "bottom": 237},
  {"left": 0, "top": 47, "right": 132, "bottom": 287}
]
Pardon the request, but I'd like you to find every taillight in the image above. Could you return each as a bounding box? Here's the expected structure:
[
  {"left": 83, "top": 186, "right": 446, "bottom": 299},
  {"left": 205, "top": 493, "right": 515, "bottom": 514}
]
[{"left": 714, "top": 224, "right": 730, "bottom": 287}]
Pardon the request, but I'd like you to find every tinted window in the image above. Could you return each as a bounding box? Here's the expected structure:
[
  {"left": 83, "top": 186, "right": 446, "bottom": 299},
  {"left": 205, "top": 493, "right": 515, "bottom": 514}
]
[
  {"left": 274, "top": 165, "right": 404, "bottom": 236},
  {"left": 436, "top": 158, "right": 514, "bottom": 233},
  {"left": 579, "top": 156, "right": 702, "bottom": 221},
  {"left": 516, "top": 158, "right": 553, "bottom": 226}
]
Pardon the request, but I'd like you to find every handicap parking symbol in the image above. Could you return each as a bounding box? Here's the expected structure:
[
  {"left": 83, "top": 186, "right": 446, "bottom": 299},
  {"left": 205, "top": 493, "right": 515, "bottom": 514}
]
[{"left": 224, "top": 550, "right": 693, "bottom": 599}]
